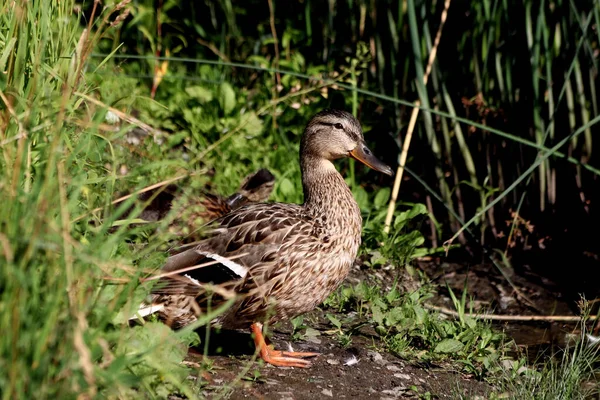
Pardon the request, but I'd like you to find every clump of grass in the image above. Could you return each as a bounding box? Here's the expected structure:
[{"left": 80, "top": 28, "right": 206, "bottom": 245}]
[
  {"left": 496, "top": 305, "right": 600, "bottom": 399},
  {"left": 503, "top": 345, "right": 599, "bottom": 399}
]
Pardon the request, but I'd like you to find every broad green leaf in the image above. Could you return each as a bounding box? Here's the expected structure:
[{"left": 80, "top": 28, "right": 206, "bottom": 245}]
[
  {"left": 279, "top": 178, "right": 295, "bottom": 196},
  {"left": 241, "top": 112, "right": 264, "bottom": 136},
  {"left": 408, "top": 203, "right": 428, "bottom": 218},
  {"left": 353, "top": 185, "right": 369, "bottom": 210},
  {"left": 326, "top": 313, "right": 342, "bottom": 329},
  {"left": 219, "top": 82, "right": 236, "bottom": 114},
  {"left": 185, "top": 85, "right": 213, "bottom": 102},
  {"left": 374, "top": 187, "right": 391, "bottom": 209},
  {"left": 372, "top": 305, "right": 385, "bottom": 326},
  {"left": 434, "top": 339, "right": 464, "bottom": 354},
  {"left": 385, "top": 307, "right": 405, "bottom": 326},
  {"left": 412, "top": 305, "right": 427, "bottom": 325}
]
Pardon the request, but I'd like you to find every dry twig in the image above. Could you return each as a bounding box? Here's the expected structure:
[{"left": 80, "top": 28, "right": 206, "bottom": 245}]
[{"left": 425, "top": 303, "right": 599, "bottom": 322}]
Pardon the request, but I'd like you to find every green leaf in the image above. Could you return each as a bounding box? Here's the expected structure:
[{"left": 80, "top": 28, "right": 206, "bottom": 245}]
[
  {"left": 434, "top": 339, "right": 464, "bottom": 354},
  {"left": 305, "top": 327, "right": 321, "bottom": 338},
  {"left": 412, "top": 304, "right": 427, "bottom": 325},
  {"left": 353, "top": 185, "right": 370, "bottom": 210},
  {"left": 219, "top": 82, "right": 236, "bottom": 114},
  {"left": 368, "top": 250, "right": 387, "bottom": 266},
  {"left": 385, "top": 307, "right": 405, "bottom": 326},
  {"left": 393, "top": 210, "right": 410, "bottom": 229},
  {"left": 241, "top": 112, "right": 264, "bottom": 136},
  {"left": 374, "top": 187, "right": 391, "bottom": 209},
  {"left": 408, "top": 203, "right": 428, "bottom": 218},
  {"left": 326, "top": 313, "right": 342, "bottom": 329},
  {"left": 279, "top": 178, "right": 295, "bottom": 196},
  {"left": 0, "top": 38, "right": 17, "bottom": 71},
  {"left": 185, "top": 85, "right": 213, "bottom": 102},
  {"left": 291, "top": 315, "right": 304, "bottom": 330},
  {"left": 247, "top": 55, "right": 270, "bottom": 67},
  {"left": 372, "top": 305, "right": 385, "bottom": 326}
]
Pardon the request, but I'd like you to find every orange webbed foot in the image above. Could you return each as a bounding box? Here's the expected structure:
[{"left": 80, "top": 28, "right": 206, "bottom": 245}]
[{"left": 251, "top": 322, "right": 319, "bottom": 368}]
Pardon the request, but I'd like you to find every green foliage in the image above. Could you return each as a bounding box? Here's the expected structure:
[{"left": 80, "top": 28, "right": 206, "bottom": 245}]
[
  {"left": 100, "top": 323, "right": 200, "bottom": 398},
  {"left": 105, "top": 0, "right": 600, "bottom": 252},
  {"left": 289, "top": 315, "right": 308, "bottom": 341},
  {"left": 325, "top": 281, "right": 507, "bottom": 378},
  {"left": 362, "top": 203, "right": 440, "bottom": 266},
  {"left": 0, "top": 2, "right": 209, "bottom": 397},
  {"left": 325, "top": 313, "right": 354, "bottom": 348}
]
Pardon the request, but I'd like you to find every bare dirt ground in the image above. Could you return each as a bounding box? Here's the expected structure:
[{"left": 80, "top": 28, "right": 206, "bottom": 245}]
[
  {"left": 191, "top": 328, "right": 491, "bottom": 399},
  {"left": 178, "top": 256, "right": 582, "bottom": 399}
]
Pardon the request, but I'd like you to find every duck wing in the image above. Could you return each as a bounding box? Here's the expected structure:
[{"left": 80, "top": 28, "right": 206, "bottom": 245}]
[{"left": 150, "top": 202, "right": 314, "bottom": 297}]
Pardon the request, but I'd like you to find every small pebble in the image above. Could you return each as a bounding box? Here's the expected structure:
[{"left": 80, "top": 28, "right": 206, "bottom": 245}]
[
  {"left": 381, "top": 386, "right": 408, "bottom": 397},
  {"left": 367, "top": 350, "right": 386, "bottom": 365},
  {"left": 278, "top": 392, "right": 294, "bottom": 400},
  {"left": 327, "top": 359, "right": 340, "bottom": 365},
  {"left": 321, "top": 389, "right": 333, "bottom": 397}
]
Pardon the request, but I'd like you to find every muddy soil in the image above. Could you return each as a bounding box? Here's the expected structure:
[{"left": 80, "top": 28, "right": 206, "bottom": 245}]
[{"left": 181, "top": 257, "right": 584, "bottom": 399}]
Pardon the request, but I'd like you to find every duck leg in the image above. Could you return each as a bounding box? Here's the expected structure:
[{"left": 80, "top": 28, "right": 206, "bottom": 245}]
[{"left": 251, "top": 322, "right": 319, "bottom": 368}]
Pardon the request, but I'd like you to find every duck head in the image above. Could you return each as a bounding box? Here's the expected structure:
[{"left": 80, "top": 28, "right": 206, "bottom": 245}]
[{"left": 301, "top": 109, "right": 393, "bottom": 176}]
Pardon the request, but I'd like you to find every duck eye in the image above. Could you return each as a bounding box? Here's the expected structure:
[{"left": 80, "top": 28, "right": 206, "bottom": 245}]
[{"left": 334, "top": 123, "right": 343, "bottom": 130}]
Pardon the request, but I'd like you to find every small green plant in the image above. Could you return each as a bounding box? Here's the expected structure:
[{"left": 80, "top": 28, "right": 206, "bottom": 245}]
[
  {"left": 362, "top": 202, "right": 448, "bottom": 267},
  {"left": 242, "top": 368, "right": 264, "bottom": 383},
  {"left": 325, "top": 313, "right": 353, "bottom": 348},
  {"left": 290, "top": 315, "right": 309, "bottom": 341},
  {"left": 409, "top": 386, "right": 433, "bottom": 400},
  {"left": 325, "top": 281, "right": 508, "bottom": 378}
]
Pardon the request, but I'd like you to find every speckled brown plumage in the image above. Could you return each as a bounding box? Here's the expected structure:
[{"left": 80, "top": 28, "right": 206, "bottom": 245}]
[
  {"left": 145, "top": 109, "right": 392, "bottom": 367},
  {"left": 132, "top": 168, "right": 274, "bottom": 224},
  {"left": 195, "top": 168, "right": 275, "bottom": 222}
]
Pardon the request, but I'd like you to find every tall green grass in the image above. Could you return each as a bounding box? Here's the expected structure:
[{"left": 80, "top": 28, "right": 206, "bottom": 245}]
[
  {"left": 0, "top": 1, "right": 206, "bottom": 397},
  {"left": 498, "top": 314, "right": 600, "bottom": 399}
]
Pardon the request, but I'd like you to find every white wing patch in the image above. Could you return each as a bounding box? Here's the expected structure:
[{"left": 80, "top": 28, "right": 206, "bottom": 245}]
[
  {"left": 131, "top": 303, "right": 165, "bottom": 320},
  {"left": 184, "top": 274, "right": 201, "bottom": 286},
  {"left": 199, "top": 251, "right": 248, "bottom": 278}
]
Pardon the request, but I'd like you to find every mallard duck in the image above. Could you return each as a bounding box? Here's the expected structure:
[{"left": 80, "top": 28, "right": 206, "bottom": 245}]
[
  {"left": 129, "top": 168, "right": 274, "bottom": 230},
  {"left": 144, "top": 109, "right": 392, "bottom": 368},
  {"left": 196, "top": 168, "right": 275, "bottom": 222}
]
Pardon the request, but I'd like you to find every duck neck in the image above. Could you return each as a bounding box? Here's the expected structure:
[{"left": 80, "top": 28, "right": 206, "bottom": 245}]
[{"left": 300, "top": 155, "right": 362, "bottom": 232}]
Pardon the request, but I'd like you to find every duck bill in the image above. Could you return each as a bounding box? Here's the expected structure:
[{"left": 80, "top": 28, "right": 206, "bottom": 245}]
[{"left": 350, "top": 144, "right": 393, "bottom": 176}]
